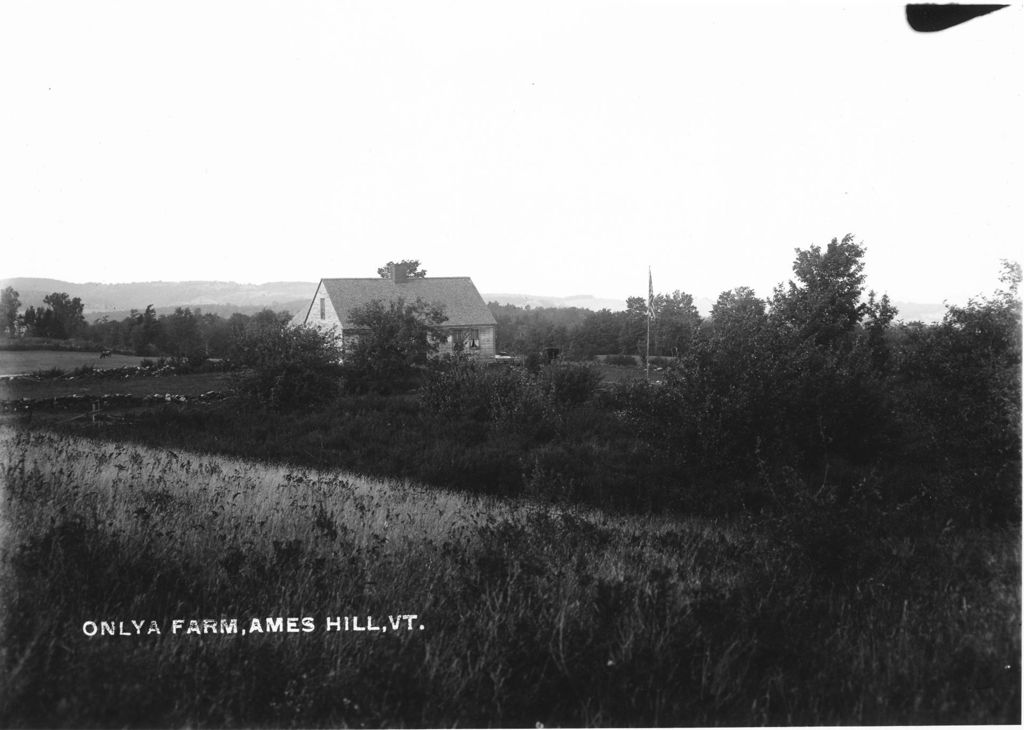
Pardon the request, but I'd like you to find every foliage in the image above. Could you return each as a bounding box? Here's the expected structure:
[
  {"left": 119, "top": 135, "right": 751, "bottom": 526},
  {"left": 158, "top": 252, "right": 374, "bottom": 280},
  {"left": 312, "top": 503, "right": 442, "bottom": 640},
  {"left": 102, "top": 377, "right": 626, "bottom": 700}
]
[
  {"left": 0, "top": 286, "right": 20, "bottom": 337},
  {"left": 650, "top": 290, "right": 702, "bottom": 356},
  {"left": 3, "top": 430, "right": 1018, "bottom": 727},
  {"left": 488, "top": 302, "right": 590, "bottom": 357},
  {"left": 3, "top": 237, "right": 1021, "bottom": 727},
  {"left": 538, "top": 362, "right": 603, "bottom": 406},
  {"left": 128, "top": 305, "right": 161, "bottom": 355},
  {"left": 343, "top": 297, "right": 447, "bottom": 394},
  {"left": 80, "top": 306, "right": 291, "bottom": 360},
  {"left": 771, "top": 234, "right": 867, "bottom": 346},
  {"left": 487, "top": 294, "right": 702, "bottom": 360},
  {"left": 567, "top": 308, "right": 621, "bottom": 358},
  {"left": 888, "top": 259, "right": 1021, "bottom": 524},
  {"left": 22, "top": 292, "right": 86, "bottom": 339},
  {"left": 377, "top": 259, "right": 427, "bottom": 278},
  {"left": 421, "top": 358, "right": 555, "bottom": 436},
  {"left": 157, "top": 307, "right": 204, "bottom": 361},
  {"left": 602, "top": 353, "right": 639, "bottom": 367},
  {"left": 618, "top": 296, "right": 649, "bottom": 356},
  {"left": 231, "top": 319, "right": 344, "bottom": 409}
]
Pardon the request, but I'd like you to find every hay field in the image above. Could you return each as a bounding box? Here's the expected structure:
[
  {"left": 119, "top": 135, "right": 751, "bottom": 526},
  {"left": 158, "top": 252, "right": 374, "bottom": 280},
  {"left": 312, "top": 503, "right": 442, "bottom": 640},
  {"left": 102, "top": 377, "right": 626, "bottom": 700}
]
[{"left": 1, "top": 427, "right": 1018, "bottom": 726}]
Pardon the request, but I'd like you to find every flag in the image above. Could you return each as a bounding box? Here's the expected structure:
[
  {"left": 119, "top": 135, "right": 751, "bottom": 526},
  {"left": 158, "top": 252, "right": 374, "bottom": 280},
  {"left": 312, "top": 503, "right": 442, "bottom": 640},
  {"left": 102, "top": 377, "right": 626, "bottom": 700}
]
[{"left": 647, "top": 267, "right": 654, "bottom": 319}]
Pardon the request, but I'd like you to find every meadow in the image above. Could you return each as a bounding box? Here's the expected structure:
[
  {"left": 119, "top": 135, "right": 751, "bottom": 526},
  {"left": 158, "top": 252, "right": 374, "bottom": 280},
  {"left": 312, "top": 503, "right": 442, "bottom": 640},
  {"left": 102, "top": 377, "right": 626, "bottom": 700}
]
[
  {"left": 2, "top": 427, "right": 1019, "bottom": 727},
  {"left": 0, "top": 348, "right": 145, "bottom": 376},
  {"left": 0, "top": 369, "right": 236, "bottom": 402}
]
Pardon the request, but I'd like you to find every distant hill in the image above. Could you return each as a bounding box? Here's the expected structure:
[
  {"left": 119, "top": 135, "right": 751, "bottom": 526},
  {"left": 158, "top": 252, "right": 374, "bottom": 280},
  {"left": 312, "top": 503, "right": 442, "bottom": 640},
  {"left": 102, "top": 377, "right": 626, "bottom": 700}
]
[
  {"left": 484, "top": 292, "right": 728, "bottom": 314},
  {"left": 483, "top": 293, "right": 630, "bottom": 312},
  {"left": 0, "top": 278, "right": 316, "bottom": 321},
  {"left": 891, "top": 301, "right": 948, "bottom": 324},
  {"left": 0, "top": 278, "right": 948, "bottom": 323}
]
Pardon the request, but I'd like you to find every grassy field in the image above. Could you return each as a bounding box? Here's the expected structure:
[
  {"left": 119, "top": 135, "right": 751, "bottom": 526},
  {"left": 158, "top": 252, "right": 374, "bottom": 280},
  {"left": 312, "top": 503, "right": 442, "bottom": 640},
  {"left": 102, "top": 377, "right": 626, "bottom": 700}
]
[
  {"left": 0, "top": 349, "right": 147, "bottom": 376},
  {"left": 1, "top": 427, "right": 1018, "bottom": 727},
  {"left": 0, "top": 370, "right": 237, "bottom": 401}
]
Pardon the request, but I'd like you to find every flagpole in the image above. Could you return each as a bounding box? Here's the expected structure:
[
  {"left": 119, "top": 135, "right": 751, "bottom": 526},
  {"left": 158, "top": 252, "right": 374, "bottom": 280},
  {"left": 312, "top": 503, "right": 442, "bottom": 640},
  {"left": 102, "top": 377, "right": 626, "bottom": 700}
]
[{"left": 646, "top": 266, "right": 652, "bottom": 382}]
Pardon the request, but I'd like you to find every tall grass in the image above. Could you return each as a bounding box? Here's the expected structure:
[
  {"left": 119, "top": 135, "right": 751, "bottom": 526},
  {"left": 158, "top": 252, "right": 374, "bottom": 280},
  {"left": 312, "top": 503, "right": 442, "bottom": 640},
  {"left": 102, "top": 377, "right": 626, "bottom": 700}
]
[{"left": 1, "top": 427, "right": 1019, "bottom": 726}]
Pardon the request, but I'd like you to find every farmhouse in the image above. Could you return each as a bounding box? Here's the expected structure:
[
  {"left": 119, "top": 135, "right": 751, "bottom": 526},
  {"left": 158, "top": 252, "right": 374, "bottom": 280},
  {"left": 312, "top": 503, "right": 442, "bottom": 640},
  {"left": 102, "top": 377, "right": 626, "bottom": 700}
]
[{"left": 298, "top": 263, "right": 497, "bottom": 358}]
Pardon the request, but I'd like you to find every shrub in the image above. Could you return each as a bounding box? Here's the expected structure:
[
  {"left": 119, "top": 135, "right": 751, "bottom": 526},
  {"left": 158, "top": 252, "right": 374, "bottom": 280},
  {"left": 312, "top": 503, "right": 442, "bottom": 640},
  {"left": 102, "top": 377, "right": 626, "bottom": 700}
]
[
  {"left": 30, "top": 367, "right": 65, "bottom": 379},
  {"left": 538, "top": 362, "right": 603, "bottom": 407},
  {"left": 232, "top": 323, "right": 344, "bottom": 410},
  {"left": 603, "top": 354, "right": 638, "bottom": 367},
  {"left": 342, "top": 297, "right": 447, "bottom": 394},
  {"left": 422, "top": 358, "right": 560, "bottom": 441},
  {"left": 420, "top": 356, "right": 493, "bottom": 421}
]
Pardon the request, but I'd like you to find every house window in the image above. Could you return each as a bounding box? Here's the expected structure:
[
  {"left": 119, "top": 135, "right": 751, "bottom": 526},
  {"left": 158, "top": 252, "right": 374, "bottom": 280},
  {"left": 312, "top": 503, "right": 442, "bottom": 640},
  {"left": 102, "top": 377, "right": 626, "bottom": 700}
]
[
  {"left": 320, "top": 298, "right": 326, "bottom": 320},
  {"left": 451, "top": 329, "right": 480, "bottom": 351}
]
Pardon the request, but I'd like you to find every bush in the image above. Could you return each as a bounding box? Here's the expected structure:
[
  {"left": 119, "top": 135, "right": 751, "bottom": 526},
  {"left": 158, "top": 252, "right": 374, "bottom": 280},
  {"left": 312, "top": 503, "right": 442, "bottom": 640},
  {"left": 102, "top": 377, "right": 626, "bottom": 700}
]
[
  {"left": 420, "top": 356, "right": 493, "bottom": 421},
  {"left": 30, "top": 367, "right": 65, "bottom": 379},
  {"left": 232, "top": 324, "right": 344, "bottom": 410},
  {"left": 538, "top": 362, "right": 603, "bottom": 407},
  {"left": 603, "top": 354, "right": 638, "bottom": 367},
  {"left": 422, "top": 359, "right": 587, "bottom": 438},
  {"left": 342, "top": 297, "right": 447, "bottom": 394}
]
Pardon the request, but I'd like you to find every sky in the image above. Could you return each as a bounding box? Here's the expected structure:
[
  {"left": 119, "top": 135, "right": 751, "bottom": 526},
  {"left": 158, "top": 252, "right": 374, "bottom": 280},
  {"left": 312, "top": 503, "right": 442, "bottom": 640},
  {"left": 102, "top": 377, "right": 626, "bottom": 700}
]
[{"left": 1, "top": 1, "right": 1020, "bottom": 305}]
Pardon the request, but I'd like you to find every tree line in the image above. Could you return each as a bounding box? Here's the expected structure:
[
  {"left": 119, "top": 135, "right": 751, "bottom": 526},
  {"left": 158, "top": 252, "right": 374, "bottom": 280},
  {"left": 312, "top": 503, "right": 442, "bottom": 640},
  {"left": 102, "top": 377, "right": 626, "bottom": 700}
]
[
  {"left": 488, "top": 291, "right": 702, "bottom": 360},
  {"left": 0, "top": 287, "right": 292, "bottom": 361}
]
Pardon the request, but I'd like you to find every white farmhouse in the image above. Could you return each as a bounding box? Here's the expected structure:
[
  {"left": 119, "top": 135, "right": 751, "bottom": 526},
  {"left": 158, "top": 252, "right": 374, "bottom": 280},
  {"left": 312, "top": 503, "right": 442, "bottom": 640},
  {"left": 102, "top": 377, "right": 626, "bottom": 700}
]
[{"left": 297, "top": 263, "right": 497, "bottom": 359}]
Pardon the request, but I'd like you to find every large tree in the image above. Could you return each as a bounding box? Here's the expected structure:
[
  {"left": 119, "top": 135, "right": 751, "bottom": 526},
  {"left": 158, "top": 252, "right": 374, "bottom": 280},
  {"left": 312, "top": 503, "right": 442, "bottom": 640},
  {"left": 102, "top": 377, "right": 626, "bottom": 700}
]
[
  {"left": 0, "top": 286, "right": 20, "bottom": 337},
  {"left": 377, "top": 259, "right": 427, "bottom": 279},
  {"left": 128, "top": 305, "right": 161, "bottom": 355},
  {"left": 568, "top": 308, "right": 623, "bottom": 359},
  {"left": 232, "top": 316, "right": 344, "bottom": 409},
  {"left": 159, "top": 307, "right": 204, "bottom": 359},
  {"left": 24, "top": 292, "right": 85, "bottom": 339},
  {"left": 344, "top": 297, "right": 447, "bottom": 392},
  {"left": 770, "top": 234, "right": 868, "bottom": 347},
  {"left": 652, "top": 290, "right": 702, "bottom": 356},
  {"left": 618, "top": 296, "right": 649, "bottom": 357}
]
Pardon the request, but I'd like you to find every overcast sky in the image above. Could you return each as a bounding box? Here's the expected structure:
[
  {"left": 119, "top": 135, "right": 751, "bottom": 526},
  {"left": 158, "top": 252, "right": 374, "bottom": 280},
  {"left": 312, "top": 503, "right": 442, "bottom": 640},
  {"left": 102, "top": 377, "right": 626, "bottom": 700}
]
[{"left": 1, "top": 1, "right": 1020, "bottom": 305}]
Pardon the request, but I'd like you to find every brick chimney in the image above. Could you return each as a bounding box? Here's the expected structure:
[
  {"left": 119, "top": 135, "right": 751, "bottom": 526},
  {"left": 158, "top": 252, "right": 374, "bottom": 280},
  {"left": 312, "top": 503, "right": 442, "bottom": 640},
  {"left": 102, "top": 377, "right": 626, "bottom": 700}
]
[{"left": 388, "top": 262, "right": 409, "bottom": 283}]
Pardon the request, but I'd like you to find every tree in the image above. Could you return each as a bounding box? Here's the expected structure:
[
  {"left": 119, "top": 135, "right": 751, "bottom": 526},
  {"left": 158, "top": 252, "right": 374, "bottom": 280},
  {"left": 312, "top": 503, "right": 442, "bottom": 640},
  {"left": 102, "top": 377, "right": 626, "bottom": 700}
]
[
  {"left": 709, "top": 287, "right": 766, "bottom": 334},
  {"left": 568, "top": 308, "right": 623, "bottom": 359},
  {"left": 652, "top": 290, "right": 702, "bottom": 356},
  {"left": 344, "top": 297, "right": 447, "bottom": 392},
  {"left": 128, "top": 305, "right": 161, "bottom": 355},
  {"left": 159, "top": 307, "right": 204, "bottom": 360},
  {"left": 888, "top": 260, "right": 1021, "bottom": 523},
  {"left": 47, "top": 292, "right": 86, "bottom": 338},
  {"left": 377, "top": 259, "right": 427, "bottom": 279},
  {"left": 23, "top": 292, "right": 85, "bottom": 339},
  {"left": 770, "top": 234, "right": 867, "bottom": 347},
  {"left": 760, "top": 237, "right": 901, "bottom": 480},
  {"left": 862, "top": 290, "right": 898, "bottom": 370},
  {"left": 0, "top": 287, "right": 20, "bottom": 337},
  {"left": 618, "top": 296, "right": 649, "bottom": 356},
  {"left": 232, "top": 317, "right": 344, "bottom": 409}
]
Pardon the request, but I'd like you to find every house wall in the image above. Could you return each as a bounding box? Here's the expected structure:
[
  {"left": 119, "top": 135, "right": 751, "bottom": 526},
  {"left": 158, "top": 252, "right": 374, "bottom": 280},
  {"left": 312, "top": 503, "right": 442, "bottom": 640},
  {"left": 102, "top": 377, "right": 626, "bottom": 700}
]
[
  {"left": 303, "top": 280, "right": 495, "bottom": 360},
  {"left": 435, "top": 325, "right": 496, "bottom": 359},
  {"left": 305, "top": 281, "right": 344, "bottom": 333},
  {"left": 479, "top": 326, "right": 495, "bottom": 358}
]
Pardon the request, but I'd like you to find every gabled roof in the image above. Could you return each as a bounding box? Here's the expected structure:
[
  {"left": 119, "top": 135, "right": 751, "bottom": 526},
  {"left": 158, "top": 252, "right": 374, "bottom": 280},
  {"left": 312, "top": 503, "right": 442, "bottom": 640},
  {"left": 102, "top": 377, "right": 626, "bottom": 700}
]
[{"left": 314, "top": 277, "right": 497, "bottom": 328}]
